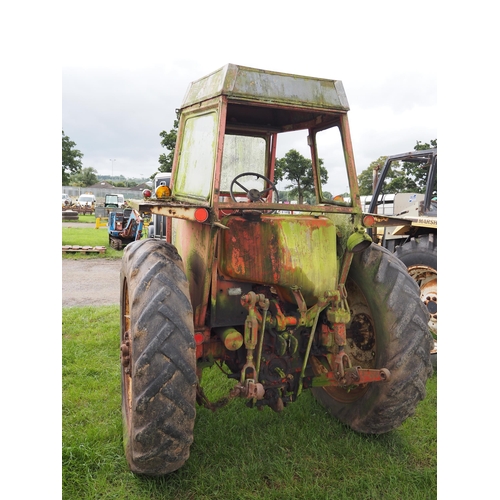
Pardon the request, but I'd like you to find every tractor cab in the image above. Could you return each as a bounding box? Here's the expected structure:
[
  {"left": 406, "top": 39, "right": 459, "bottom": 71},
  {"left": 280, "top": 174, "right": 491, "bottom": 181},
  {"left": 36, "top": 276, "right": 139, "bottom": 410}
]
[
  {"left": 140, "top": 64, "right": 374, "bottom": 316},
  {"left": 105, "top": 194, "right": 120, "bottom": 208},
  {"left": 157, "top": 64, "right": 358, "bottom": 215}
]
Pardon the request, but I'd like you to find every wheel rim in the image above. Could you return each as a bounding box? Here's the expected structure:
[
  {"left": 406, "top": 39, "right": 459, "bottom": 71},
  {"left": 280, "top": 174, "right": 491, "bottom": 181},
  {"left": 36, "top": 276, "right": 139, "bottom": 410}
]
[
  {"left": 311, "top": 279, "right": 376, "bottom": 403},
  {"left": 120, "top": 279, "right": 132, "bottom": 430},
  {"left": 407, "top": 265, "right": 437, "bottom": 336}
]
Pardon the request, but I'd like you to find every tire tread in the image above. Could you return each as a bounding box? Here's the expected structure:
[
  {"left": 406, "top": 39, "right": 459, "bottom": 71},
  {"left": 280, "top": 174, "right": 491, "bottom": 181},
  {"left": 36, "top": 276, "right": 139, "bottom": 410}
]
[{"left": 121, "top": 239, "right": 196, "bottom": 475}]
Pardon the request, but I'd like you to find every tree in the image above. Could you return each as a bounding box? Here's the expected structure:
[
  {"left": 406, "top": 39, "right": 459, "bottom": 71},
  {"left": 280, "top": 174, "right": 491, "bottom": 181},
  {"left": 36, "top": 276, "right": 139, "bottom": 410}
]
[
  {"left": 415, "top": 139, "right": 437, "bottom": 151},
  {"left": 70, "top": 167, "right": 99, "bottom": 187},
  {"left": 358, "top": 157, "right": 386, "bottom": 195},
  {"left": 158, "top": 112, "right": 180, "bottom": 175},
  {"left": 274, "top": 149, "right": 328, "bottom": 204},
  {"left": 62, "top": 130, "right": 83, "bottom": 185},
  {"left": 357, "top": 139, "right": 437, "bottom": 195}
]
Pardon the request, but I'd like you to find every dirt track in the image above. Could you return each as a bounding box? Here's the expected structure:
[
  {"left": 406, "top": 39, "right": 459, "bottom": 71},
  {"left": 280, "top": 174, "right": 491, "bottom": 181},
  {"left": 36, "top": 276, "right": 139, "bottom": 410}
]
[{"left": 62, "top": 258, "right": 122, "bottom": 307}]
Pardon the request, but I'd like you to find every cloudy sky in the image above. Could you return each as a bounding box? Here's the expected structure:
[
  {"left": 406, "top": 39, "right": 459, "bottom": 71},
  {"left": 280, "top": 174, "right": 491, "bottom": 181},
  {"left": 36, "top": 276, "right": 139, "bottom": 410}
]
[{"left": 62, "top": 1, "right": 438, "bottom": 184}]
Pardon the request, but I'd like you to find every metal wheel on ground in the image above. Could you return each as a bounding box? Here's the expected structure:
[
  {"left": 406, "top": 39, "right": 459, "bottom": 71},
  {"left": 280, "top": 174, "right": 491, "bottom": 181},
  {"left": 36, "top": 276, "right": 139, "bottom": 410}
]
[
  {"left": 311, "top": 244, "right": 434, "bottom": 434},
  {"left": 120, "top": 239, "right": 197, "bottom": 475}
]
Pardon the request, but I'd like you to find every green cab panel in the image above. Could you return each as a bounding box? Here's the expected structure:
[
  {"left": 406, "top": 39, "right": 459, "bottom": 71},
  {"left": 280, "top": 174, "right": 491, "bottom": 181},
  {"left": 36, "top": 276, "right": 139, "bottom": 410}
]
[{"left": 218, "top": 215, "right": 338, "bottom": 306}]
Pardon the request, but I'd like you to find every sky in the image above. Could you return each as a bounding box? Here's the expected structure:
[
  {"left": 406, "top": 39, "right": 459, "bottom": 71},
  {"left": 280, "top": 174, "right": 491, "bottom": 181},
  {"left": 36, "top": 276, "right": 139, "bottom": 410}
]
[{"left": 61, "top": 1, "right": 438, "bottom": 185}]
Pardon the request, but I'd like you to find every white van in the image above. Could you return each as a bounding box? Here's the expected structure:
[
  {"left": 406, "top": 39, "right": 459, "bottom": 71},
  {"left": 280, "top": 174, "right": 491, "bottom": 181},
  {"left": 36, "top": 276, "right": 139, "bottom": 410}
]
[
  {"left": 360, "top": 194, "right": 395, "bottom": 215},
  {"left": 77, "top": 193, "right": 96, "bottom": 207}
]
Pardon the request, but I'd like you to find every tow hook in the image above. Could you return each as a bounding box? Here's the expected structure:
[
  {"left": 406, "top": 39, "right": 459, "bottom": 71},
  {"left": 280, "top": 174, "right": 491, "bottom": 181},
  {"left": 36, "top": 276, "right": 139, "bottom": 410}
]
[
  {"left": 332, "top": 349, "right": 390, "bottom": 386},
  {"left": 231, "top": 379, "right": 265, "bottom": 400},
  {"left": 306, "top": 353, "right": 391, "bottom": 389},
  {"left": 195, "top": 378, "right": 265, "bottom": 413}
]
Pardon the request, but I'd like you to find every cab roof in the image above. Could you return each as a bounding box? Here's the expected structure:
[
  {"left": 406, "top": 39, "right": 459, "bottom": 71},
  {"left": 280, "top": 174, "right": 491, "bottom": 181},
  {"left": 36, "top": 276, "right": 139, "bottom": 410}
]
[{"left": 181, "top": 63, "right": 350, "bottom": 112}]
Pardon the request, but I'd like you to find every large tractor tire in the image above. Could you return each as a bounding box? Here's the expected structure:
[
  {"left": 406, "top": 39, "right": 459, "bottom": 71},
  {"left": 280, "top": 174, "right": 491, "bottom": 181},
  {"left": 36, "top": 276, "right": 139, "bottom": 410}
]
[
  {"left": 120, "top": 239, "right": 197, "bottom": 475},
  {"left": 395, "top": 234, "right": 437, "bottom": 368},
  {"left": 311, "top": 243, "right": 433, "bottom": 434}
]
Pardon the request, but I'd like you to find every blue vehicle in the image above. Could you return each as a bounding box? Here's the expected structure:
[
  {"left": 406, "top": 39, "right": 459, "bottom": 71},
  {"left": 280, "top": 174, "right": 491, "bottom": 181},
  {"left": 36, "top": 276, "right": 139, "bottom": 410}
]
[{"left": 108, "top": 208, "right": 143, "bottom": 250}]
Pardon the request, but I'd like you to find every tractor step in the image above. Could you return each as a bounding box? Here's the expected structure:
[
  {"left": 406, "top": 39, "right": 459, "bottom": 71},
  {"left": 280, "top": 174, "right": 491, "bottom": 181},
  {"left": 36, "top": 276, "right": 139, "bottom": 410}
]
[{"left": 62, "top": 245, "right": 107, "bottom": 254}]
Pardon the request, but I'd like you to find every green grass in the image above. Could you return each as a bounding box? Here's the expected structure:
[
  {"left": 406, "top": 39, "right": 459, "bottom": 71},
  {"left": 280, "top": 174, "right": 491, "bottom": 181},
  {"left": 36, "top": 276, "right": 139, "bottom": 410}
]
[
  {"left": 62, "top": 306, "right": 437, "bottom": 500},
  {"left": 62, "top": 225, "right": 126, "bottom": 259},
  {"left": 77, "top": 214, "right": 97, "bottom": 224}
]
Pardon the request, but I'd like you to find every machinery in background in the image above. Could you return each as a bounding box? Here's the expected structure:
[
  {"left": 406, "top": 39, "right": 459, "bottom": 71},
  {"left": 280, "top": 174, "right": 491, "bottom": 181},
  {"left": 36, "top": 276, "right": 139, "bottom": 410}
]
[{"left": 108, "top": 208, "right": 143, "bottom": 250}]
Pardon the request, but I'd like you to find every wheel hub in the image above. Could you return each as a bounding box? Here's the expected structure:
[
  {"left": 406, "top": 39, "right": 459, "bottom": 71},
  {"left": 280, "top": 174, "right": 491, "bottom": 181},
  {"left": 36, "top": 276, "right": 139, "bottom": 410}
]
[
  {"left": 346, "top": 313, "right": 376, "bottom": 365},
  {"left": 408, "top": 265, "right": 437, "bottom": 335}
]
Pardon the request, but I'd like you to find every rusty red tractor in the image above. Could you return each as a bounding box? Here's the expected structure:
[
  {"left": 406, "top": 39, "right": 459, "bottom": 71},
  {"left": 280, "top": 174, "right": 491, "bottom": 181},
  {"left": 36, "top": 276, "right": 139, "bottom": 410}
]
[{"left": 120, "top": 64, "right": 434, "bottom": 476}]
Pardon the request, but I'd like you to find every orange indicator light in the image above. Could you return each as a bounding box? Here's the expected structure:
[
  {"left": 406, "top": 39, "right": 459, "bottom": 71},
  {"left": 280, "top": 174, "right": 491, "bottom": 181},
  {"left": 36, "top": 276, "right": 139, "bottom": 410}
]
[
  {"left": 194, "top": 208, "right": 209, "bottom": 222},
  {"left": 363, "top": 215, "right": 375, "bottom": 227}
]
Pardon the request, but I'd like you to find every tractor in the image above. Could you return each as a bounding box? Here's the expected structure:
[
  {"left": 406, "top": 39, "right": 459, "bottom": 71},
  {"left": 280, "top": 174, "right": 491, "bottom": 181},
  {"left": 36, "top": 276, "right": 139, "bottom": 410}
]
[
  {"left": 366, "top": 149, "right": 437, "bottom": 366},
  {"left": 107, "top": 207, "right": 143, "bottom": 250},
  {"left": 120, "top": 64, "right": 434, "bottom": 476}
]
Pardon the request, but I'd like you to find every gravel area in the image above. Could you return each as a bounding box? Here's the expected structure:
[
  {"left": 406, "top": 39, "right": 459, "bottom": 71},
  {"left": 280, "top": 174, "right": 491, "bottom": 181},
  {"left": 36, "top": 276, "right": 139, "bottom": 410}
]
[{"left": 62, "top": 258, "right": 122, "bottom": 307}]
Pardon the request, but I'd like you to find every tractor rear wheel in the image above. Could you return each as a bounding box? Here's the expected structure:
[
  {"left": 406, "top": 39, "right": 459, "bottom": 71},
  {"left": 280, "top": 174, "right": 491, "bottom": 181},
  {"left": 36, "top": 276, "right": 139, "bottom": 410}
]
[
  {"left": 120, "top": 239, "right": 197, "bottom": 475},
  {"left": 311, "top": 243, "right": 433, "bottom": 434}
]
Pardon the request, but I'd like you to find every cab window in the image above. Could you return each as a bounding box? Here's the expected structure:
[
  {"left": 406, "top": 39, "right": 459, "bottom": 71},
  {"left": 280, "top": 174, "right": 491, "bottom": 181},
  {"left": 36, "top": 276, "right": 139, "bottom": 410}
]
[
  {"left": 220, "top": 134, "right": 267, "bottom": 194},
  {"left": 173, "top": 112, "right": 218, "bottom": 201}
]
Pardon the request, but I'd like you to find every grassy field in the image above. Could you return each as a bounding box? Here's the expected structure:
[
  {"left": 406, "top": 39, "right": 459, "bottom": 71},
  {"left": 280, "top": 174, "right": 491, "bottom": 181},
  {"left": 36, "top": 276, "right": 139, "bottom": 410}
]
[
  {"left": 76, "top": 215, "right": 98, "bottom": 224},
  {"left": 62, "top": 216, "right": 138, "bottom": 259},
  {"left": 62, "top": 305, "right": 437, "bottom": 500}
]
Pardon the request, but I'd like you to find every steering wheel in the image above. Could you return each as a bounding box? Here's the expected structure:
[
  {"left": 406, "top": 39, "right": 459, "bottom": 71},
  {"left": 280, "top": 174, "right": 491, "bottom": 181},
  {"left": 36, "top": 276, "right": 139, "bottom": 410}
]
[{"left": 229, "top": 172, "right": 280, "bottom": 206}]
